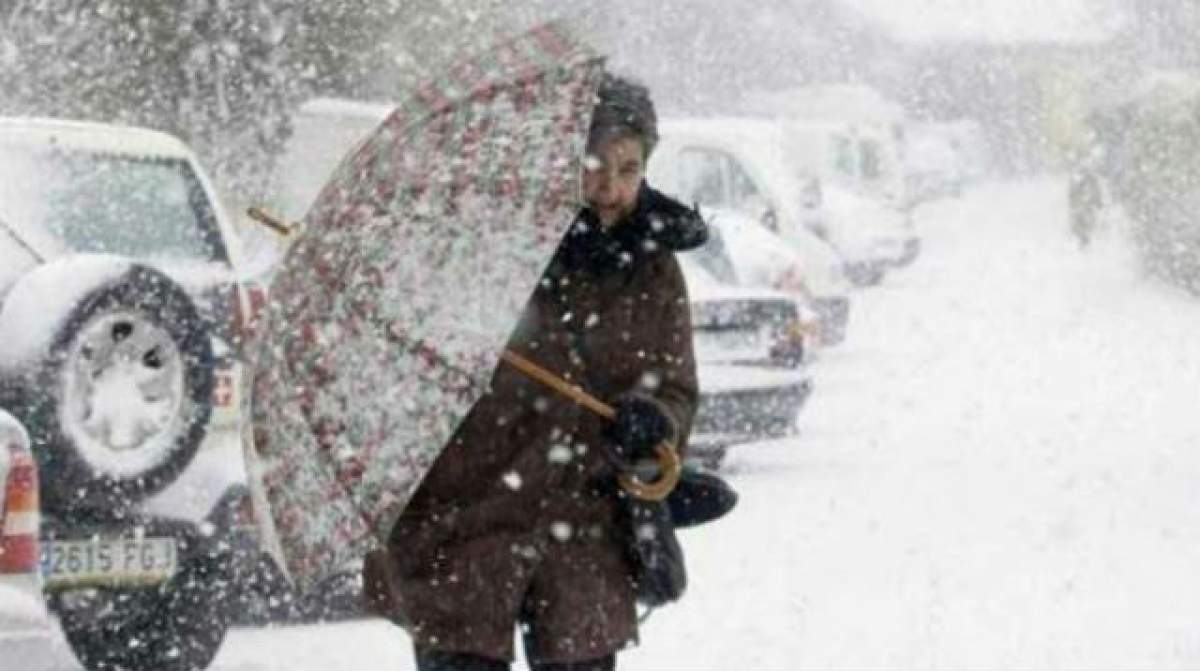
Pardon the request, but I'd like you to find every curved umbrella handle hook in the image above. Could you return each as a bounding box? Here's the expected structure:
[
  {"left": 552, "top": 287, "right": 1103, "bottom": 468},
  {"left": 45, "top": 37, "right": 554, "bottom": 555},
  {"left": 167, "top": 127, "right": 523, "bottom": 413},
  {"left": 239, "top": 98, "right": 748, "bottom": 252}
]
[{"left": 617, "top": 441, "right": 682, "bottom": 501}]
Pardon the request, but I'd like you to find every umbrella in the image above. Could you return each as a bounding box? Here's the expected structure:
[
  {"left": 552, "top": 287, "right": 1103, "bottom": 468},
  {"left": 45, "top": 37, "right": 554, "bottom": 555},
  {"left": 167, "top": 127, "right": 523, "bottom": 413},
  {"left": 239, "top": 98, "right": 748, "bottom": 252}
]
[{"left": 249, "top": 22, "right": 606, "bottom": 593}]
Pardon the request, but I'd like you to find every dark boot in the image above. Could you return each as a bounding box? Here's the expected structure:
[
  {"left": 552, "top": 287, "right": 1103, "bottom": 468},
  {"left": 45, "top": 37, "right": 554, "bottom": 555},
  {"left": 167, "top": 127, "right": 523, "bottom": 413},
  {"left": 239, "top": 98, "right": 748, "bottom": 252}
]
[
  {"left": 529, "top": 655, "right": 616, "bottom": 671},
  {"left": 415, "top": 646, "right": 509, "bottom": 671}
]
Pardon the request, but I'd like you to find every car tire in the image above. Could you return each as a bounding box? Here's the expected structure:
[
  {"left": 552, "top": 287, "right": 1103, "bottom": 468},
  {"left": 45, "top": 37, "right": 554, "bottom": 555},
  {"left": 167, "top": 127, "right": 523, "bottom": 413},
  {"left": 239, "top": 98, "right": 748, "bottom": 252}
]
[
  {"left": 6, "top": 264, "right": 213, "bottom": 511},
  {"left": 48, "top": 552, "right": 232, "bottom": 671}
]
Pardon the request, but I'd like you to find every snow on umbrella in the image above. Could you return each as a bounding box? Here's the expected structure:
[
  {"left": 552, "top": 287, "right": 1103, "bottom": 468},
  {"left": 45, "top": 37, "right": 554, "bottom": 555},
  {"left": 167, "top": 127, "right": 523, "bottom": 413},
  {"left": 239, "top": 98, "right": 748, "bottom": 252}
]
[{"left": 249, "top": 23, "right": 605, "bottom": 593}]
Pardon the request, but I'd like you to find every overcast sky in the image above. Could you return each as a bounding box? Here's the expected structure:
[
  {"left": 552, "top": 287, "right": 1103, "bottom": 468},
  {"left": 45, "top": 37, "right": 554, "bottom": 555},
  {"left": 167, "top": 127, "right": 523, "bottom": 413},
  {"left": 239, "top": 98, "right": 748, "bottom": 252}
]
[{"left": 839, "top": 0, "right": 1123, "bottom": 43}]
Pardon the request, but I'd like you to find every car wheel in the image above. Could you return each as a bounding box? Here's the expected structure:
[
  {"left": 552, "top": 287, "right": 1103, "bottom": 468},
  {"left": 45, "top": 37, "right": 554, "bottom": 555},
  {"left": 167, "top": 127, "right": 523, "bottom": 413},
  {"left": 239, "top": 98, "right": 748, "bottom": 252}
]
[
  {"left": 47, "top": 552, "right": 232, "bottom": 671},
  {"left": 7, "top": 264, "right": 213, "bottom": 510}
]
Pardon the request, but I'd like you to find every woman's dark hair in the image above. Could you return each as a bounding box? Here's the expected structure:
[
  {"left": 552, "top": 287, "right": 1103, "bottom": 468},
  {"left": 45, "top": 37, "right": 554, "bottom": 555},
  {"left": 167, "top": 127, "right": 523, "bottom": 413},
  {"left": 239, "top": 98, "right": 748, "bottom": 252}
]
[{"left": 588, "top": 74, "right": 658, "bottom": 159}]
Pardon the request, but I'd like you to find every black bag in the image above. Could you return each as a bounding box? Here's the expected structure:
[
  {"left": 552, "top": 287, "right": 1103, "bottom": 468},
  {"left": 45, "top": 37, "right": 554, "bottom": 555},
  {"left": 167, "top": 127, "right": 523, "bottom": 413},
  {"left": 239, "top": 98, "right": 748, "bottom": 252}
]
[
  {"left": 622, "top": 466, "right": 738, "bottom": 607},
  {"left": 624, "top": 497, "right": 688, "bottom": 607},
  {"left": 668, "top": 467, "right": 739, "bottom": 529}
]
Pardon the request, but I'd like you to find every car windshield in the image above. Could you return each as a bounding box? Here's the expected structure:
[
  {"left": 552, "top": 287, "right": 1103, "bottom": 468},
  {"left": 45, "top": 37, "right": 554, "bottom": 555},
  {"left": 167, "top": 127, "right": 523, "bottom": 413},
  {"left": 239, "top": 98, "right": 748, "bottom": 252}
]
[
  {"left": 0, "top": 146, "right": 228, "bottom": 263},
  {"left": 685, "top": 224, "right": 740, "bottom": 285}
]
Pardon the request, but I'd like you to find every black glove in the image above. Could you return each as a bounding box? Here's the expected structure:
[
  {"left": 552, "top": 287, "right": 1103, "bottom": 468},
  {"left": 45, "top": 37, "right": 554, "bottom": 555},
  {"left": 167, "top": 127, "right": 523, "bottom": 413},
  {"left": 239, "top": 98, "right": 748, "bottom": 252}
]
[{"left": 606, "top": 394, "right": 675, "bottom": 465}]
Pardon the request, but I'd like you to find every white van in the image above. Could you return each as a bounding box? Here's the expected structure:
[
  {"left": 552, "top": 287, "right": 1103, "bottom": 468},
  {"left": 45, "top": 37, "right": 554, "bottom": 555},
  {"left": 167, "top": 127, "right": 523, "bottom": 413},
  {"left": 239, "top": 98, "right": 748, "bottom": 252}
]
[
  {"left": 649, "top": 117, "right": 858, "bottom": 294},
  {"left": 744, "top": 84, "right": 911, "bottom": 207},
  {"left": 781, "top": 118, "right": 908, "bottom": 205}
]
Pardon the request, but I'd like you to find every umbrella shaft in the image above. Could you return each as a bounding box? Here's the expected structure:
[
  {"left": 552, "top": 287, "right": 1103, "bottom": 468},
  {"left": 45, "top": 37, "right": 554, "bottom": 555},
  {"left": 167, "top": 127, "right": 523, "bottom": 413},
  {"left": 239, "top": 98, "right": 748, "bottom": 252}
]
[{"left": 500, "top": 350, "right": 616, "bottom": 420}]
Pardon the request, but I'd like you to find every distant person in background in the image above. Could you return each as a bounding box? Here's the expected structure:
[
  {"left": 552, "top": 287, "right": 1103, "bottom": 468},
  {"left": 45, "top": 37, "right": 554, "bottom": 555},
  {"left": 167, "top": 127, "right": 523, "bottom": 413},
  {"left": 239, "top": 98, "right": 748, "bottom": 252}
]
[{"left": 1068, "top": 167, "right": 1102, "bottom": 249}]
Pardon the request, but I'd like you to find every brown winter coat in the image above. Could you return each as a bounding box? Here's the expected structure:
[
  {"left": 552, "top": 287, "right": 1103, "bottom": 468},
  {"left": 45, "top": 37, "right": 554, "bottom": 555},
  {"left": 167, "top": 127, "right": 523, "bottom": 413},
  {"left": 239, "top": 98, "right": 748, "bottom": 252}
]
[{"left": 380, "top": 187, "right": 703, "bottom": 663}]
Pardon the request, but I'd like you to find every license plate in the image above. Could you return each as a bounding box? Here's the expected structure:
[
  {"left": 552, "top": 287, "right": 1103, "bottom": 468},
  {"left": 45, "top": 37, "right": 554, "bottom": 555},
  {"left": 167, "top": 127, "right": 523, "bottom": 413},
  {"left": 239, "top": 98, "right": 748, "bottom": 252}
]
[{"left": 41, "top": 537, "right": 177, "bottom": 588}]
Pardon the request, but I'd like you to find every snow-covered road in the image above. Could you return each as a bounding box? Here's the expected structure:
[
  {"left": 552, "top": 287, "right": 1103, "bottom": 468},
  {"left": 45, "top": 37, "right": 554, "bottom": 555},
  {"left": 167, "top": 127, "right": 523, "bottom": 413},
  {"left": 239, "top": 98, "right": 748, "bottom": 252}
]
[
  {"left": 624, "top": 177, "right": 1200, "bottom": 669},
  {"left": 13, "top": 177, "right": 1200, "bottom": 669}
]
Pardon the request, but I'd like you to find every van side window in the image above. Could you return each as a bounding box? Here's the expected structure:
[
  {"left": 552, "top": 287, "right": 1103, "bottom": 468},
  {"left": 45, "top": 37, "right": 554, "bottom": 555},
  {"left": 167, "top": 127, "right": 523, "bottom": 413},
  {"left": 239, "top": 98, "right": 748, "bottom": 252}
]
[
  {"left": 834, "top": 135, "right": 855, "bottom": 177},
  {"left": 679, "top": 147, "right": 728, "bottom": 206},
  {"left": 860, "top": 139, "right": 881, "bottom": 180},
  {"left": 727, "top": 158, "right": 761, "bottom": 207}
]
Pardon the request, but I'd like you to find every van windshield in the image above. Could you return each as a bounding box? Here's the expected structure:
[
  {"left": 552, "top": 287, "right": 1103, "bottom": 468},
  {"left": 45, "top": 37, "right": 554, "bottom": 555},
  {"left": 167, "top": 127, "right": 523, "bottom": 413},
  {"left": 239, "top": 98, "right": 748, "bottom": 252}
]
[{"left": 0, "top": 146, "right": 228, "bottom": 263}]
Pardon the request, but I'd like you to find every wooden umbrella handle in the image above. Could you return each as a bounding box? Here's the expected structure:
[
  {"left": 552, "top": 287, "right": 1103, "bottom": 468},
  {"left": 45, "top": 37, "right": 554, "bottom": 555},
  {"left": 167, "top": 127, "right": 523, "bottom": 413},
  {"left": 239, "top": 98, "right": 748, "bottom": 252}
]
[
  {"left": 501, "top": 350, "right": 615, "bottom": 420},
  {"left": 616, "top": 442, "right": 682, "bottom": 502},
  {"left": 247, "top": 206, "right": 293, "bottom": 236},
  {"left": 500, "top": 350, "right": 681, "bottom": 501}
]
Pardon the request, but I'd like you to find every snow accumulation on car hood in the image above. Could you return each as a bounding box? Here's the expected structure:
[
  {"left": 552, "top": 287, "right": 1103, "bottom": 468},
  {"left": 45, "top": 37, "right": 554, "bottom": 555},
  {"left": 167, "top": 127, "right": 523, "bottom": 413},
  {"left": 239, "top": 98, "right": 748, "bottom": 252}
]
[
  {"left": 0, "top": 254, "right": 131, "bottom": 368},
  {"left": 679, "top": 254, "right": 795, "bottom": 304},
  {"left": 819, "top": 184, "right": 913, "bottom": 257}
]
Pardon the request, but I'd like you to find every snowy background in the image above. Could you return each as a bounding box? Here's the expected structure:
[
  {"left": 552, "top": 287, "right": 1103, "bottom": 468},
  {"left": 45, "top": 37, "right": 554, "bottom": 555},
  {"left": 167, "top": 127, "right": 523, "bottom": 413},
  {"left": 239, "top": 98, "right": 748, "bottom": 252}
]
[
  {"left": 9, "top": 176, "right": 1200, "bottom": 670},
  {"left": 4, "top": 1, "right": 1200, "bottom": 669}
]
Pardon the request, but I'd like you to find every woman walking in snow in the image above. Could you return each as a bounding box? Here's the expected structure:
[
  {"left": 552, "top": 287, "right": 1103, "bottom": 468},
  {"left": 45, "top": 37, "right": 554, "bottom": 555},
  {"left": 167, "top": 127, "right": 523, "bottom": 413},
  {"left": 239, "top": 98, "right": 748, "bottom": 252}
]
[{"left": 373, "top": 74, "right": 706, "bottom": 671}]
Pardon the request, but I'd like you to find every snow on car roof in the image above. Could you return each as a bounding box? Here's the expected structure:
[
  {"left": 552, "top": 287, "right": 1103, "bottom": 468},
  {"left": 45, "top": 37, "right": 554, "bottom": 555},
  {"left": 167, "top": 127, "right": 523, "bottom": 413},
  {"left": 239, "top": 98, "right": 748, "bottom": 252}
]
[
  {"left": 741, "top": 84, "right": 906, "bottom": 126},
  {"left": 659, "top": 117, "right": 793, "bottom": 174},
  {"left": 659, "top": 116, "right": 807, "bottom": 222},
  {"left": 0, "top": 117, "right": 196, "bottom": 160},
  {"left": 660, "top": 116, "right": 788, "bottom": 151},
  {"left": 0, "top": 116, "right": 244, "bottom": 267}
]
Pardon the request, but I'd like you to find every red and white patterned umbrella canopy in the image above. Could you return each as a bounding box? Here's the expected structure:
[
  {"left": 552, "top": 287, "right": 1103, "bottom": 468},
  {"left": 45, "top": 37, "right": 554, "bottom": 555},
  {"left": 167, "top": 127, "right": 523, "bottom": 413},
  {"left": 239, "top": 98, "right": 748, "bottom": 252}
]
[{"left": 250, "top": 22, "right": 604, "bottom": 593}]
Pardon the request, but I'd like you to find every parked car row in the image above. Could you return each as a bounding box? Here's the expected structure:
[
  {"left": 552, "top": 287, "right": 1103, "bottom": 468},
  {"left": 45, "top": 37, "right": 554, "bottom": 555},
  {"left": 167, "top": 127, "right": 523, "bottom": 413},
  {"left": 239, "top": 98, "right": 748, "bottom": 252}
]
[
  {"left": 641, "top": 114, "right": 928, "bottom": 468},
  {"left": 0, "top": 102, "right": 929, "bottom": 657},
  {"left": 0, "top": 117, "right": 275, "bottom": 671},
  {"left": 649, "top": 117, "right": 920, "bottom": 290}
]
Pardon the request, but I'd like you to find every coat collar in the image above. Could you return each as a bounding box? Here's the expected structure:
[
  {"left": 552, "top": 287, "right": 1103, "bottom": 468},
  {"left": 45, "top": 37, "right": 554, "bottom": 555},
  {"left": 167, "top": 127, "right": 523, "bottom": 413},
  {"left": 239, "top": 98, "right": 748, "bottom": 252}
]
[{"left": 554, "top": 183, "right": 708, "bottom": 278}]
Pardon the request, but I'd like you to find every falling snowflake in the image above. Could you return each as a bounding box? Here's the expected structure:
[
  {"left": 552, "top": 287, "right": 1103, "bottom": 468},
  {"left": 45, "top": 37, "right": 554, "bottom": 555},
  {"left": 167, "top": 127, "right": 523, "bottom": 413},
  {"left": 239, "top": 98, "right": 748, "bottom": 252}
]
[
  {"left": 638, "top": 371, "right": 662, "bottom": 391},
  {"left": 501, "top": 471, "right": 523, "bottom": 490},
  {"left": 548, "top": 444, "right": 573, "bottom": 464},
  {"left": 549, "top": 521, "right": 573, "bottom": 542}
]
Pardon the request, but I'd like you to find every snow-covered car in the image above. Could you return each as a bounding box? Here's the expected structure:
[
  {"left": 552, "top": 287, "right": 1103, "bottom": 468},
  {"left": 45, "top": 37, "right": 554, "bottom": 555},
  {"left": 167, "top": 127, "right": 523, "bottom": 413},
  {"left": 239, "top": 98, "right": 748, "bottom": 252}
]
[
  {"left": 681, "top": 256, "right": 813, "bottom": 467},
  {"left": 903, "top": 119, "right": 990, "bottom": 205},
  {"left": 649, "top": 117, "right": 899, "bottom": 287},
  {"left": 0, "top": 118, "right": 268, "bottom": 671},
  {"left": 903, "top": 131, "right": 966, "bottom": 203},
  {"left": 814, "top": 180, "right": 921, "bottom": 270},
  {"left": 691, "top": 208, "right": 851, "bottom": 348}
]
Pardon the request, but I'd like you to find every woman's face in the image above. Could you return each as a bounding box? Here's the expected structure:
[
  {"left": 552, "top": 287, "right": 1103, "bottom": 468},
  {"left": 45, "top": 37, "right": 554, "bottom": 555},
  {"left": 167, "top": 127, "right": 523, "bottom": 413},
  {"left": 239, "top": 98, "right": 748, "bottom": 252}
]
[{"left": 582, "top": 135, "right": 646, "bottom": 228}]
